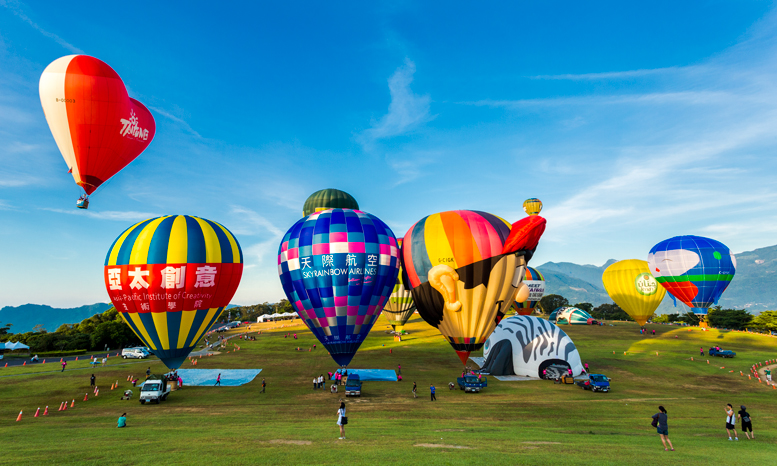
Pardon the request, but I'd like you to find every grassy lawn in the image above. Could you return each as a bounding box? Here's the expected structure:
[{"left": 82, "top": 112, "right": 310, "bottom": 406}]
[{"left": 1, "top": 316, "right": 776, "bottom": 465}]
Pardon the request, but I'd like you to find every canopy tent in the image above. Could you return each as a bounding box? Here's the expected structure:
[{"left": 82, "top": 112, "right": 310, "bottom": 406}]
[
  {"left": 256, "top": 312, "right": 297, "bottom": 323},
  {"left": 2, "top": 341, "right": 30, "bottom": 350},
  {"left": 549, "top": 306, "right": 596, "bottom": 325}
]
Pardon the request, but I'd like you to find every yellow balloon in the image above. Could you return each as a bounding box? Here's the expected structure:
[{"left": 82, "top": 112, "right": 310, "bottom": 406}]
[{"left": 602, "top": 259, "right": 666, "bottom": 326}]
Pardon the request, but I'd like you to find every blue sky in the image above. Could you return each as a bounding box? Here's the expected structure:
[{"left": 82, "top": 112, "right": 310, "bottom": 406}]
[{"left": 2, "top": 1, "right": 777, "bottom": 307}]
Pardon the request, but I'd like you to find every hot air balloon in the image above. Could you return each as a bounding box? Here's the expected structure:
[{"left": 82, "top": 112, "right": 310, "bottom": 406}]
[
  {"left": 278, "top": 209, "right": 399, "bottom": 367},
  {"left": 382, "top": 238, "right": 415, "bottom": 333},
  {"left": 648, "top": 236, "right": 736, "bottom": 324},
  {"left": 40, "top": 55, "right": 156, "bottom": 209},
  {"left": 104, "top": 215, "right": 243, "bottom": 370},
  {"left": 602, "top": 259, "right": 666, "bottom": 327},
  {"left": 302, "top": 189, "right": 359, "bottom": 217},
  {"left": 403, "top": 211, "right": 546, "bottom": 365},
  {"left": 523, "top": 198, "right": 543, "bottom": 216},
  {"left": 510, "top": 266, "right": 546, "bottom": 316}
]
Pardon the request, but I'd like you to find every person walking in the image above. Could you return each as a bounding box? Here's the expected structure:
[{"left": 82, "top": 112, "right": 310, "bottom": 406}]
[
  {"left": 700, "top": 347, "right": 704, "bottom": 356},
  {"left": 337, "top": 400, "right": 347, "bottom": 440},
  {"left": 215, "top": 373, "right": 222, "bottom": 386},
  {"left": 737, "top": 405, "right": 754, "bottom": 439},
  {"left": 320, "top": 374, "right": 324, "bottom": 389},
  {"left": 725, "top": 404, "right": 739, "bottom": 440},
  {"left": 178, "top": 375, "right": 183, "bottom": 389},
  {"left": 652, "top": 406, "right": 674, "bottom": 451},
  {"left": 398, "top": 364, "right": 401, "bottom": 375},
  {"left": 652, "top": 329, "right": 656, "bottom": 335},
  {"left": 766, "top": 368, "right": 772, "bottom": 383},
  {"left": 584, "top": 363, "right": 589, "bottom": 373},
  {"left": 90, "top": 374, "right": 96, "bottom": 387},
  {"left": 412, "top": 382, "right": 417, "bottom": 398},
  {"left": 261, "top": 378, "right": 266, "bottom": 393},
  {"left": 313, "top": 376, "right": 318, "bottom": 389},
  {"left": 430, "top": 384, "right": 436, "bottom": 401},
  {"left": 61, "top": 360, "right": 67, "bottom": 372},
  {"left": 117, "top": 413, "right": 127, "bottom": 428},
  {"left": 146, "top": 367, "right": 151, "bottom": 378}
]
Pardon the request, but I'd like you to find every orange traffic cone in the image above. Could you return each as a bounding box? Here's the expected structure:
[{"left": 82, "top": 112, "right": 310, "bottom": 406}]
[
  {"left": 84, "top": 393, "right": 88, "bottom": 401},
  {"left": 70, "top": 400, "right": 75, "bottom": 408},
  {"left": 42, "top": 359, "right": 46, "bottom": 364},
  {"left": 390, "top": 349, "right": 393, "bottom": 354},
  {"left": 127, "top": 375, "right": 131, "bottom": 381},
  {"left": 43, "top": 406, "right": 48, "bottom": 416},
  {"left": 16, "top": 410, "right": 22, "bottom": 422},
  {"left": 75, "top": 357, "right": 78, "bottom": 361},
  {"left": 749, "top": 375, "right": 752, "bottom": 380},
  {"left": 23, "top": 361, "right": 26, "bottom": 366},
  {"left": 707, "top": 360, "right": 710, "bottom": 364},
  {"left": 34, "top": 407, "right": 40, "bottom": 417},
  {"left": 691, "top": 357, "right": 694, "bottom": 361},
  {"left": 58, "top": 402, "right": 63, "bottom": 411},
  {"left": 63, "top": 401, "right": 67, "bottom": 411},
  {"left": 95, "top": 389, "right": 99, "bottom": 397}
]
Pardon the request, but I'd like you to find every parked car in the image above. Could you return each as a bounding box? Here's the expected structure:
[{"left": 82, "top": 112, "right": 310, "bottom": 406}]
[
  {"left": 576, "top": 374, "right": 610, "bottom": 392},
  {"left": 709, "top": 347, "right": 736, "bottom": 358},
  {"left": 122, "top": 348, "right": 150, "bottom": 359},
  {"left": 139, "top": 379, "right": 171, "bottom": 404},
  {"left": 345, "top": 374, "right": 362, "bottom": 397},
  {"left": 457, "top": 375, "right": 488, "bottom": 393}
]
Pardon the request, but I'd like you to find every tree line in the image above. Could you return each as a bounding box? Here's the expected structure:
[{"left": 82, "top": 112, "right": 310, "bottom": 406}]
[{"left": 534, "top": 294, "right": 777, "bottom": 332}]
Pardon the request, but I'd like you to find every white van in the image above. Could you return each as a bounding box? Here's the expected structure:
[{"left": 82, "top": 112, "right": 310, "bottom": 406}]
[{"left": 122, "top": 347, "right": 149, "bottom": 359}]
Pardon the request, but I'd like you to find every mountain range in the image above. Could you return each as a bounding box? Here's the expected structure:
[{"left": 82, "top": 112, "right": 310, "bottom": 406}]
[{"left": 536, "top": 244, "right": 777, "bottom": 314}]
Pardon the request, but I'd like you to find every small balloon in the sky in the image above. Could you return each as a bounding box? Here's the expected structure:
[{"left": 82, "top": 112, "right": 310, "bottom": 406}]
[{"left": 523, "top": 198, "right": 543, "bottom": 216}]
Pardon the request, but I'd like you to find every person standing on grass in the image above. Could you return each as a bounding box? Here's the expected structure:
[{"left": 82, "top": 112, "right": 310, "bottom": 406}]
[
  {"left": 738, "top": 406, "right": 754, "bottom": 439},
  {"left": 90, "top": 374, "right": 96, "bottom": 387},
  {"left": 337, "top": 400, "right": 347, "bottom": 439},
  {"left": 700, "top": 347, "right": 704, "bottom": 356},
  {"left": 725, "top": 404, "right": 738, "bottom": 440},
  {"left": 61, "top": 360, "right": 67, "bottom": 372},
  {"left": 215, "top": 373, "right": 222, "bottom": 386},
  {"left": 261, "top": 378, "right": 266, "bottom": 393},
  {"left": 146, "top": 367, "right": 151, "bottom": 378},
  {"left": 398, "top": 363, "right": 401, "bottom": 375},
  {"left": 117, "top": 413, "right": 127, "bottom": 428},
  {"left": 313, "top": 376, "right": 317, "bottom": 389},
  {"left": 412, "top": 382, "right": 417, "bottom": 398},
  {"left": 430, "top": 384, "right": 436, "bottom": 401},
  {"left": 652, "top": 406, "right": 674, "bottom": 451}
]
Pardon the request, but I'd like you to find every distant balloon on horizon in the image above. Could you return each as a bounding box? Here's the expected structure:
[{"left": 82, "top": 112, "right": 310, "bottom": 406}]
[
  {"left": 302, "top": 188, "right": 359, "bottom": 217},
  {"left": 523, "top": 198, "right": 543, "bottom": 216}
]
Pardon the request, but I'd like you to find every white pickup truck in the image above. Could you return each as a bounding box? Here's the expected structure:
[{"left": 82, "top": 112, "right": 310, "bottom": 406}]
[{"left": 139, "top": 379, "right": 171, "bottom": 404}]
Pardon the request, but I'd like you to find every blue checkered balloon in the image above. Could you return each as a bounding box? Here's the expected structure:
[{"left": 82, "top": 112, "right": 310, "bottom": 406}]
[{"left": 278, "top": 209, "right": 400, "bottom": 367}]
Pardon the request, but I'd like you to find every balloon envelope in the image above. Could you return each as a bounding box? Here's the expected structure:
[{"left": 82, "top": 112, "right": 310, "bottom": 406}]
[
  {"left": 511, "top": 266, "right": 545, "bottom": 316},
  {"left": 302, "top": 189, "right": 359, "bottom": 217},
  {"left": 523, "top": 198, "right": 543, "bottom": 216},
  {"left": 40, "top": 55, "right": 155, "bottom": 196},
  {"left": 104, "top": 215, "right": 243, "bottom": 370},
  {"left": 602, "top": 259, "right": 665, "bottom": 326},
  {"left": 403, "top": 210, "right": 546, "bottom": 364},
  {"left": 647, "top": 236, "right": 736, "bottom": 315},
  {"left": 278, "top": 209, "right": 399, "bottom": 367},
  {"left": 382, "top": 239, "right": 415, "bottom": 333}
]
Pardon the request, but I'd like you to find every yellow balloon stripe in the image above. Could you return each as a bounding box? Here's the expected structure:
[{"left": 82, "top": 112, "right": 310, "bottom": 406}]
[
  {"left": 107, "top": 221, "right": 145, "bottom": 266},
  {"left": 191, "top": 307, "right": 221, "bottom": 344},
  {"left": 128, "top": 216, "right": 167, "bottom": 265},
  {"left": 152, "top": 312, "right": 170, "bottom": 350},
  {"left": 178, "top": 310, "right": 198, "bottom": 348},
  {"left": 193, "top": 217, "right": 222, "bottom": 263},
  {"left": 127, "top": 313, "right": 156, "bottom": 351},
  {"left": 166, "top": 216, "right": 189, "bottom": 264},
  {"left": 423, "top": 214, "right": 455, "bottom": 268},
  {"left": 214, "top": 222, "right": 241, "bottom": 264}
]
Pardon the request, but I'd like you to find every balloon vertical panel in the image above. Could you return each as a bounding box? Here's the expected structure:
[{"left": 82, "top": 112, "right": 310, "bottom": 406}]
[{"left": 278, "top": 209, "right": 399, "bottom": 367}]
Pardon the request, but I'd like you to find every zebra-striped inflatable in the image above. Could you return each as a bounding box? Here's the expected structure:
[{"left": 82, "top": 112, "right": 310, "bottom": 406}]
[{"left": 482, "top": 315, "right": 584, "bottom": 378}]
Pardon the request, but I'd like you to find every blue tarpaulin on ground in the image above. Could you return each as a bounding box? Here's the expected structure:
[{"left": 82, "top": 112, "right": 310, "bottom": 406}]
[
  {"left": 335, "top": 369, "right": 397, "bottom": 381},
  {"left": 176, "top": 369, "right": 262, "bottom": 387}
]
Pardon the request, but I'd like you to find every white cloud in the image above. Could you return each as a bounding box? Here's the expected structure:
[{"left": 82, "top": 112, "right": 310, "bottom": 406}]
[
  {"left": 40, "top": 208, "right": 159, "bottom": 221},
  {"left": 0, "top": 0, "right": 83, "bottom": 53},
  {"left": 528, "top": 67, "right": 682, "bottom": 81},
  {"left": 359, "top": 59, "right": 432, "bottom": 146}
]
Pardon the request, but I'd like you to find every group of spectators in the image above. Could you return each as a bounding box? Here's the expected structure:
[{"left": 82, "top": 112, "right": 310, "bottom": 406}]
[{"left": 651, "top": 403, "right": 756, "bottom": 451}]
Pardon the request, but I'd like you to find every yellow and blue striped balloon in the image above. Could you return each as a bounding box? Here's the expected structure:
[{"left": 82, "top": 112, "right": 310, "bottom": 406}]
[{"left": 104, "top": 215, "right": 243, "bottom": 369}]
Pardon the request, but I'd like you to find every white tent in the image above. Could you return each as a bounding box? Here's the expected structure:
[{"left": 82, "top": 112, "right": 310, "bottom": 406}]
[
  {"left": 2, "top": 341, "right": 29, "bottom": 350},
  {"left": 257, "top": 312, "right": 298, "bottom": 323}
]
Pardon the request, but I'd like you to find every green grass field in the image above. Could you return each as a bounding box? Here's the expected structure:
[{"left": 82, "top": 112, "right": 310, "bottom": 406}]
[{"left": 1, "top": 317, "right": 776, "bottom": 465}]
